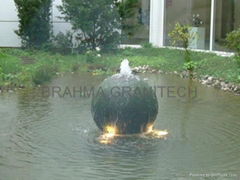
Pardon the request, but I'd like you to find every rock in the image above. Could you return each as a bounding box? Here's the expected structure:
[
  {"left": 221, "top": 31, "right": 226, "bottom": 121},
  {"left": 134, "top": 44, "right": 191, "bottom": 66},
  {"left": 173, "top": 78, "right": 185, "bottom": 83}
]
[
  {"left": 181, "top": 71, "right": 189, "bottom": 78},
  {"left": 213, "top": 80, "right": 221, "bottom": 88},
  {"left": 234, "top": 86, "right": 238, "bottom": 92},
  {"left": 234, "top": 86, "right": 240, "bottom": 93},
  {"left": 220, "top": 82, "right": 226, "bottom": 87},
  {"left": 222, "top": 87, "right": 229, "bottom": 91},
  {"left": 207, "top": 76, "right": 214, "bottom": 82},
  {"left": 91, "top": 73, "right": 158, "bottom": 134},
  {"left": 19, "top": 84, "right": 25, "bottom": 89},
  {"left": 201, "top": 80, "right": 207, "bottom": 85},
  {"left": 8, "top": 90, "right": 14, "bottom": 93},
  {"left": 203, "top": 75, "right": 209, "bottom": 80}
]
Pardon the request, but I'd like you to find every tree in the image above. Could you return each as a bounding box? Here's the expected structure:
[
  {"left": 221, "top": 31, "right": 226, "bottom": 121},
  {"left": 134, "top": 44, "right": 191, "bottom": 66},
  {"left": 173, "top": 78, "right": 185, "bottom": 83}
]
[
  {"left": 226, "top": 28, "right": 240, "bottom": 68},
  {"left": 226, "top": 28, "right": 240, "bottom": 57},
  {"left": 115, "top": 0, "right": 139, "bottom": 39},
  {"left": 169, "top": 23, "right": 197, "bottom": 74},
  {"left": 59, "top": 0, "right": 121, "bottom": 51},
  {"left": 14, "top": 0, "right": 52, "bottom": 48}
]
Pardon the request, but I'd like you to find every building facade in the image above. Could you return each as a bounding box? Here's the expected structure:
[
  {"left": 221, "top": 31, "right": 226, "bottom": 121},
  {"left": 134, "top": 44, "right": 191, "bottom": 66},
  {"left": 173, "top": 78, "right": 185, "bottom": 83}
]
[{"left": 0, "top": 0, "right": 239, "bottom": 52}]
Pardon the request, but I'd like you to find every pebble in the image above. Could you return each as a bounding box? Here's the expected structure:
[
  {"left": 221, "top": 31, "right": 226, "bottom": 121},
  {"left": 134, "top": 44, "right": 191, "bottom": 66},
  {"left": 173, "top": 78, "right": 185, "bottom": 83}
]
[{"left": 132, "top": 65, "right": 240, "bottom": 95}]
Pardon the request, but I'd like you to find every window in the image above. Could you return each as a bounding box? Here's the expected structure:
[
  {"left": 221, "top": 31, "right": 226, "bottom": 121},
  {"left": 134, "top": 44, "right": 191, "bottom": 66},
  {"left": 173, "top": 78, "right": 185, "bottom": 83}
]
[
  {"left": 121, "top": 0, "right": 150, "bottom": 44},
  {"left": 213, "top": 0, "right": 240, "bottom": 51},
  {"left": 164, "top": 0, "right": 211, "bottom": 50}
]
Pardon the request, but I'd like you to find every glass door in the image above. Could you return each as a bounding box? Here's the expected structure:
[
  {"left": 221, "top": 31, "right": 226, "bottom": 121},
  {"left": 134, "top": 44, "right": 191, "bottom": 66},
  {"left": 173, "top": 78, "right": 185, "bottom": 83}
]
[
  {"left": 164, "top": 0, "right": 211, "bottom": 50},
  {"left": 120, "top": 0, "right": 150, "bottom": 44},
  {"left": 213, "top": 0, "right": 240, "bottom": 51}
]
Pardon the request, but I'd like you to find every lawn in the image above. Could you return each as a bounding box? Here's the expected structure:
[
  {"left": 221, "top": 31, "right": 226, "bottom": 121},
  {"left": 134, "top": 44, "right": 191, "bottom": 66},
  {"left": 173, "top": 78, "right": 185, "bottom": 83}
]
[{"left": 0, "top": 47, "right": 240, "bottom": 88}]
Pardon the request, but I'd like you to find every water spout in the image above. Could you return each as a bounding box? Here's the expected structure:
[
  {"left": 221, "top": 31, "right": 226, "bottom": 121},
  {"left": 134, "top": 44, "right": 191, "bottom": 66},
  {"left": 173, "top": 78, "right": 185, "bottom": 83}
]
[{"left": 120, "top": 59, "right": 132, "bottom": 76}]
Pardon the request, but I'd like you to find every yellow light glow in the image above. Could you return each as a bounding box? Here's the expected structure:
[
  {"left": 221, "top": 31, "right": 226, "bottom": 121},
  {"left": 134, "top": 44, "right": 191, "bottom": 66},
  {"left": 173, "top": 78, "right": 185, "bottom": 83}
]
[
  {"left": 146, "top": 124, "right": 154, "bottom": 133},
  {"left": 151, "top": 130, "right": 168, "bottom": 137},
  {"left": 98, "top": 124, "right": 168, "bottom": 144},
  {"left": 146, "top": 123, "right": 168, "bottom": 138},
  {"left": 99, "top": 125, "right": 118, "bottom": 144},
  {"left": 105, "top": 125, "right": 117, "bottom": 134}
]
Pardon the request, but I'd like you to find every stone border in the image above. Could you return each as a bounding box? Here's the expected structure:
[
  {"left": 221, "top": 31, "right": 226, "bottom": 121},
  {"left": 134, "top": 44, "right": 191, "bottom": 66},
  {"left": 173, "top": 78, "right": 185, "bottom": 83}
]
[{"left": 132, "top": 66, "right": 240, "bottom": 95}]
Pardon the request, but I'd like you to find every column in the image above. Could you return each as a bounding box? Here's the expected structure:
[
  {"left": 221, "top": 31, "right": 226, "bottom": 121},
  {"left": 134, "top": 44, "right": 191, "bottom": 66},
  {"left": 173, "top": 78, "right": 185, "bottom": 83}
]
[{"left": 149, "top": 0, "right": 165, "bottom": 47}]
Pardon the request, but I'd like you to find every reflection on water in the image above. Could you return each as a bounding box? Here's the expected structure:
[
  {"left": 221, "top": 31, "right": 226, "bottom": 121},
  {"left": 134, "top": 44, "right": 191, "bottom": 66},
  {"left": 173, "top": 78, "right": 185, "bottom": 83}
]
[{"left": 0, "top": 73, "right": 240, "bottom": 180}]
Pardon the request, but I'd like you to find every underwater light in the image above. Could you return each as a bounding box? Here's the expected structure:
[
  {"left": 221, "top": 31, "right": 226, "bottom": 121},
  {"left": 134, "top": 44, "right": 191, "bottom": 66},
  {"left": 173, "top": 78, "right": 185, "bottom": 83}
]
[
  {"left": 91, "top": 59, "right": 158, "bottom": 134},
  {"left": 99, "top": 125, "right": 118, "bottom": 144},
  {"left": 146, "top": 124, "right": 168, "bottom": 138}
]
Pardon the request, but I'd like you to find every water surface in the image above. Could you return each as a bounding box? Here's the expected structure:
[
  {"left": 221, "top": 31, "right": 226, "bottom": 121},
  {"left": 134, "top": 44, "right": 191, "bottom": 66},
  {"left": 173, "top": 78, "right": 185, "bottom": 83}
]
[{"left": 0, "top": 73, "right": 239, "bottom": 180}]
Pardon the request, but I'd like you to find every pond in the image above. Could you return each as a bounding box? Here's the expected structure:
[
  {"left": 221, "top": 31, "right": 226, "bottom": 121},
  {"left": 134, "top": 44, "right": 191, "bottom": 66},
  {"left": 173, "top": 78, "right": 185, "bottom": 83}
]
[{"left": 0, "top": 73, "right": 239, "bottom": 180}]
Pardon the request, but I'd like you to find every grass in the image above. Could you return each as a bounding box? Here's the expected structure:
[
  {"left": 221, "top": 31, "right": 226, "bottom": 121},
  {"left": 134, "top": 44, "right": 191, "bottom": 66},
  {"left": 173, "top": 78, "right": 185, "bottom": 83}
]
[{"left": 0, "top": 47, "right": 239, "bottom": 88}]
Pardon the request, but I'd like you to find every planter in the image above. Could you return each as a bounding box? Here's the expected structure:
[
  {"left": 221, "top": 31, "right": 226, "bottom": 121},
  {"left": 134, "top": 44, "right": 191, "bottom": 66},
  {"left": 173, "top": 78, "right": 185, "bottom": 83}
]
[{"left": 188, "top": 27, "right": 206, "bottom": 49}]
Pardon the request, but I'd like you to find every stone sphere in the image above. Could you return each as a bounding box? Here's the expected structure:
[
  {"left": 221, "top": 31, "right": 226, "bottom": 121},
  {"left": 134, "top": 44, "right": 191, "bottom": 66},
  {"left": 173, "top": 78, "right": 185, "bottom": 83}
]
[{"left": 91, "top": 74, "right": 158, "bottom": 134}]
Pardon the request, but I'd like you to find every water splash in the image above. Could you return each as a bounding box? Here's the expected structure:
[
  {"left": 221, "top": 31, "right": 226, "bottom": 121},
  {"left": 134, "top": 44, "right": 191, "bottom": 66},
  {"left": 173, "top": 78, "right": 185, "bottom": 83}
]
[{"left": 120, "top": 59, "right": 132, "bottom": 76}]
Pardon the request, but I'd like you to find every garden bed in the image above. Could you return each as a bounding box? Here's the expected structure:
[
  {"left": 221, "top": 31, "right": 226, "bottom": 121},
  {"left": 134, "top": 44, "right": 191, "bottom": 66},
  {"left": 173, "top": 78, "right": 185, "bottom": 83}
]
[{"left": 0, "top": 47, "right": 240, "bottom": 94}]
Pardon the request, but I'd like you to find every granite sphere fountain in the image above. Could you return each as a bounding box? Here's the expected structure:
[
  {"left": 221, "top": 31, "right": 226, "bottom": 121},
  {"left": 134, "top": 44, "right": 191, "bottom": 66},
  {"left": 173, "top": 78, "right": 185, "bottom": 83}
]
[{"left": 91, "top": 59, "right": 158, "bottom": 135}]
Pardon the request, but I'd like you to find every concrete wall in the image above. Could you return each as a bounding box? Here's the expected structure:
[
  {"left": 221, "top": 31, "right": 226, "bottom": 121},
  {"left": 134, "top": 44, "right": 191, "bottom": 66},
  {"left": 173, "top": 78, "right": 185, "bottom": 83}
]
[
  {"left": 0, "top": 0, "right": 71, "bottom": 47},
  {"left": 0, "top": 0, "right": 21, "bottom": 47}
]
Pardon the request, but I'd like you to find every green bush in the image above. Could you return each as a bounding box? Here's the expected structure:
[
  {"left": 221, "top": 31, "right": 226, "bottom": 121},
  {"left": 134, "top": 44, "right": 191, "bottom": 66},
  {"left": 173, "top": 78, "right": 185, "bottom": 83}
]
[
  {"left": 141, "top": 42, "right": 153, "bottom": 49},
  {"left": 235, "top": 56, "right": 240, "bottom": 67},
  {"left": 183, "top": 61, "right": 197, "bottom": 71},
  {"left": 169, "top": 23, "right": 196, "bottom": 63},
  {"left": 226, "top": 28, "right": 240, "bottom": 56},
  {"left": 14, "top": 0, "right": 52, "bottom": 48},
  {"left": 0, "top": 66, "right": 4, "bottom": 82},
  {"left": 32, "top": 64, "right": 57, "bottom": 85},
  {"left": 59, "top": 0, "right": 121, "bottom": 52},
  {"left": 51, "top": 32, "right": 74, "bottom": 54},
  {"left": 85, "top": 51, "right": 99, "bottom": 63},
  {"left": 169, "top": 23, "right": 195, "bottom": 49},
  {"left": 0, "top": 55, "right": 22, "bottom": 74}
]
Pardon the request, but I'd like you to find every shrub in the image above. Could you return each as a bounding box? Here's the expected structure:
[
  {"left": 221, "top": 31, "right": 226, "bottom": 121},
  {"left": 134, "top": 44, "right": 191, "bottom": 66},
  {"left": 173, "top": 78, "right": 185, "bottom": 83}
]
[
  {"left": 234, "top": 56, "right": 240, "bottom": 68},
  {"left": 59, "top": 0, "right": 121, "bottom": 52},
  {"left": 0, "top": 66, "right": 4, "bottom": 82},
  {"left": 85, "top": 51, "right": 99, "bottom": 63},
  {"left": 169, "top": 23, "right": 196, "bottom": 50},
  {"left": 71, "top": 63, "right": 81, "bottom": 72},
  {"left": 51, "top": 32, "right": 74, "bottom": 54},
  {"left": 14, "top": 0, "right": 52, "bottom": 48},
  {"left": 0, "top": 55, "right": 22, "bottom": 74},
  {"left": 0, "top": 49, "right": 4, "bottom": 57},
  {"left": 169, "top": 23, "right": 196, "bottom": 63},
  {"left": 226, "top": 28, "right": 240, "bottom": 57},
  {"left": 141, "top": 42, "right": 153, "bottom": 49},
  {"left": 32, "top": 64, "right": 57, "bottom": 85},
  {"left": 183, "top": 61, "right": 197, "bottom": 71}
]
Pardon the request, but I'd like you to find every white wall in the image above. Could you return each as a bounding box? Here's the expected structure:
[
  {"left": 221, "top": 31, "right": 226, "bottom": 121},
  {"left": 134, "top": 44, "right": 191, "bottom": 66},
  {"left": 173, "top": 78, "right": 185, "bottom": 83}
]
[
  {"left": 52, "top": 0, "right": 72, "bottom": 36},
  {"left": 0, "top": 0, "right": 21, "bottom": 47},
  {"left": 0, "top": 0, "right": 71, "bottom": 47}
]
